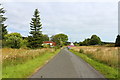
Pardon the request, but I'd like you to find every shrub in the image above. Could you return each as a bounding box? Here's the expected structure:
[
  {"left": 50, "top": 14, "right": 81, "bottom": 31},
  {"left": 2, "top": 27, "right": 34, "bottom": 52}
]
[
  {"left": 54, "top": 46, "right": 60, "bottom": 51},
  {"left": 42, "top": 44, "right": 50, "bottom": 48},
  {"left": 4, "top": 33, "right": 23, "bottom": 49},
  {"left": 79, "top": 49, "right": 84, "bottom": 53},
  {"left": 21, "top": 39, "right": 28, "bottom": 49}
]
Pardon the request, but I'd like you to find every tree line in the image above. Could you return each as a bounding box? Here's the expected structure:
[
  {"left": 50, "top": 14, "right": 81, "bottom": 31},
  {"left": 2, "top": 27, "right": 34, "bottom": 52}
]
[
  {"left": 74, "top": 34, "right": 120, "bottom": 47},
  {"left": 79, "top": 35, "right": 101, "bottom": 46},
  {"left": 0, "top": 4, "right": 120, "bottom": 48}
]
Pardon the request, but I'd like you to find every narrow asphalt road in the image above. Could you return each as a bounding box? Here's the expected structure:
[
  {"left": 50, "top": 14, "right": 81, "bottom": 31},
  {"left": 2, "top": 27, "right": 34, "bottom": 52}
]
[{"left": 31, "top": 48, "right": 106, "bottom": 78}]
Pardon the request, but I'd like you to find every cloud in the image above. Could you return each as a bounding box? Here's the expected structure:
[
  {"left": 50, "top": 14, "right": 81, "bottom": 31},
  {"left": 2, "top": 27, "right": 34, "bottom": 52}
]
[
  {"left": 3, "top": 2, "right": 118, "bottom": 42},
  {"left": 2, "top": 0, "right": 118, "bottom": 2}
]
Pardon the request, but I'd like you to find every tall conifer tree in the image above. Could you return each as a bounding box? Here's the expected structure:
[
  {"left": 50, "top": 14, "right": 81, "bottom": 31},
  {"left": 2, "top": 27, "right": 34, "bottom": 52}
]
[
  {"left": 28, "top": 9, "right": 43, "bottom": 48},
  {"left": 0, "top": 4, "right": 7, "bottom": 40}
]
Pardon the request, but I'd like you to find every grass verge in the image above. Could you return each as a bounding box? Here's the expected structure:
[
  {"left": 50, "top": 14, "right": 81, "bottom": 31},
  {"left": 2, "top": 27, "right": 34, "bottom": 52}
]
[
  {"left": 69, "top": 49, "right": 119, "bottom": 79},
  {"left": 2, "top": 49, "right": 60, "bottom": 78}
]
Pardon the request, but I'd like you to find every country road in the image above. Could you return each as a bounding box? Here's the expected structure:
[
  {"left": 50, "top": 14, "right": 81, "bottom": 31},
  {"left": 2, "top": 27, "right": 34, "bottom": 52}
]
[{"left": 31, "top": 48, "right": 106, "bottom": 79}]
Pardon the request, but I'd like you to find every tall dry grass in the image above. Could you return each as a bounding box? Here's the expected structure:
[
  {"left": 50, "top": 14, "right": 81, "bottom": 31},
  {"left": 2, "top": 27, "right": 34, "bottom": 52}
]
[
  {"left": 2, "top": 48, "right": 55, "bottom": 67},
  {"left": 71, "top": 46, "right": 118, "bottom": 68}
]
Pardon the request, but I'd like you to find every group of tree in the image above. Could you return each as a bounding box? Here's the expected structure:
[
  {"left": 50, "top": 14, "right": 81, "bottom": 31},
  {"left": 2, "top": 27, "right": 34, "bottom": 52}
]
[
  {"left": 79, "top": 35, "right": 101, "bottom": 46},
  {"left": 27, "top": 9, "right": 68, "bottom": 48},
  {"left": 1, "top": 8, "right": 50, "bottom": 49},
  {"left": 0, "top": 6, "right": 68, "bottom": 49}
]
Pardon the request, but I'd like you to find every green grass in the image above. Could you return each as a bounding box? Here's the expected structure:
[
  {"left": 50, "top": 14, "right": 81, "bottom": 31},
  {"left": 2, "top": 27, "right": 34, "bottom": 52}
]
[
  {"left": 70, "top": 49, "right": 119, "bottom": 79},
  {"left": 2, "top": 49, "right": 60, "bottom": 78}
]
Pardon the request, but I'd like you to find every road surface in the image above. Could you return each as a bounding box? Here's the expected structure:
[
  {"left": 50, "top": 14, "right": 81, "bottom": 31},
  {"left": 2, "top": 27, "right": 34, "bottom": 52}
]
[{"left": 31, "top": 48, "right": 106, "bottom": 78}]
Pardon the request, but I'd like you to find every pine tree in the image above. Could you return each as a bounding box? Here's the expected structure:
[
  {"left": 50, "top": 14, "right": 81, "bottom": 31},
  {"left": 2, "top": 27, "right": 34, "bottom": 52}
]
[
  {"left": 0, "top": 4, "right": 7, "bottom": 40},
  {"left": 115, "top": 35, "right": 120, "bottom": 47},
  {"left": 28, "top": 9, "right": 43, "bottom": 48}
]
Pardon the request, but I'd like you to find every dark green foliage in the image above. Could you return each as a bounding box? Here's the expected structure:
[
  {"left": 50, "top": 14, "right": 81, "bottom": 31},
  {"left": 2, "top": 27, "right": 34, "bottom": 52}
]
[
  {"left": 30, "top": 9, "right": 42, "bottom": 37},
  {"left": 42, "top": 34, "right": 49, "bottom": 41},
  {"left": 21, "top": 39, "right": 28, "bottom": 48},
  {"left": 54, "top": 46, "right": 60, "bottom": 51},
  {"left": 0, "top": 4, "right": 7, "bottom": 40},
  {"left": 28, "top": 9, "right": 43, "bottom": 48},
  {"left": 27, "top": 36, "right": 43, "bottom": 48},
  {"left": 1, "top": 24, "right": 7, "bottom": 39},
  {"left": 73, "top": 42, "right": 79, "bottom": 46},
  {"left": 79, "top": 38, "right": 91, "bottom": 46},
  {"left": 115, "top": 35, "right": 120, "bottom": 47},
  {"left": 83, "top": 38, "right": 91, "bottom": 45},
  {"left": 89, "top": 35, "right": 101, "bottom": 45},
  {"left": 2, "top": 39, "right": 6, "bottom": 47},
  {"left": 4, "top": 33, "right": 23, "bottom": 48},
  {"left": 64, "top": 42, "right": 71, "bottom": 46},
  {"left": 79, "top": 35, "right": 101, "bottom": 46},
  {"left": 51, "top": 33, "right": 68, "bottom": 47}
]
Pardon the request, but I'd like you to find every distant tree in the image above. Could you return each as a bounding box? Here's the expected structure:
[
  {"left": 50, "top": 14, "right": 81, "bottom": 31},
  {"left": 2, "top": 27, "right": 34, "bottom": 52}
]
[
  {"left": 80, "top": 38, "right": 91, "bottom": 46},
  {"left": 51, "top": 33, "right": 68, "bottom": 47},
  {"left": 79, "top": 42, "right": 83, "bottom": 46},
  {"left": 27, "top": 9, "right": 43, "bottom": 48},
  {"left": 79, "top": 35, "right": 101, "bottom": 46},
  {"left": 4, "top": 33, "right": 23, "bottom": 48},
  {"left": 84, "top": 38, "right": 91, "bottom": 45},
  {"left": 89, "top": 35, "right": 101, "bottom": 45},
  {"left": 42, "top": 34, "right": 49, "bottom": 41},
  {"left": 64, "top": 42, "right": 71, "bottom": 46},
  {"left": 0, "top": 4, "right": 7, "bottom": 40},
  {"left": 115, "top": 35, "right": 120, "bottom": 47},
  {"left": 51, "top": 35, "right": 60, "bottom": 46},
  {"left": 74, "top": 42, "right": 79, "bottom": 46}
]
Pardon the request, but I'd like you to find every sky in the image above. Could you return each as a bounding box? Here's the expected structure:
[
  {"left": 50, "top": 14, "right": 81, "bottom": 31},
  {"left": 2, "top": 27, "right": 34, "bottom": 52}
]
[{"left": 1, "top": 0, "right": 118, "bottom": 42}]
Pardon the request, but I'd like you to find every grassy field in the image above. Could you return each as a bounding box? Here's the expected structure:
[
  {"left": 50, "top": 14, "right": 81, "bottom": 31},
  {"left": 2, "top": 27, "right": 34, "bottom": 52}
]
[
  {"left": 2, "top": 48, "right": 60, "bottom": 78},
  {"left": 71, "top": 46, "right": 118, "bottom": 68},
  {"left": 70, "top": 46, "right": 119, "bottom": 79}
]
